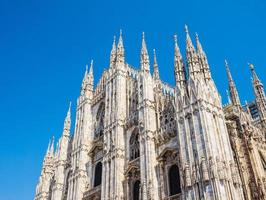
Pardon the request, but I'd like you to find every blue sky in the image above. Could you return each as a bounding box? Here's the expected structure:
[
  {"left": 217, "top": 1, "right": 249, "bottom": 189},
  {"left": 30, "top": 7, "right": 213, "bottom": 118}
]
[{"left": 0, "top": 0, "right": 265, "bottom": 199}]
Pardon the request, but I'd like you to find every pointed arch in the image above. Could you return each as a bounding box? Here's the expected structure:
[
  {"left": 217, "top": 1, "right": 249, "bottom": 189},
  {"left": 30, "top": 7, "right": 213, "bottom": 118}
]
[
  {"left": 95, "top": 102, "right": 105, "bottom": 138},
  {"left": 133, "top": 180, "right": 140, "bottom": 200},
  {"left": 129, "top": 128, "right": 140, "bottom": 161},
  {"left": 159, "top": 100, "right": 177, "bottom": 137},
  {"left": 168, "top": 164, "right": 181, "bottom": 196},
  {"left": 94, "top": 162, "right": 102, "bottom": 187}
]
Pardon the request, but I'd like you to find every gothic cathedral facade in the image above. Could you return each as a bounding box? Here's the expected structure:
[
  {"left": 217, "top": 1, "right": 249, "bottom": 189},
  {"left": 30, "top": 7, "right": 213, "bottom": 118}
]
[{"left": 34, "top": 26, "right": 266, "bottom": 200}]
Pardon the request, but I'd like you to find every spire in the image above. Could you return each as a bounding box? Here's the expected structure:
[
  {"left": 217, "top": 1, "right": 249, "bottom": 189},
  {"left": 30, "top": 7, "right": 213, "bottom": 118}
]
[
  {"left": 46, "top": 138, "right": 52, "bottom": 155},
  {"left": 49, "top": 136, "right": 55, "bottom": 155},
  {"left": 225, "top": 60, "right": 241, "bottom": 106},
  {"left": 249, "top": 63, "right": 266, "bottom": 124},
  {"left": 153, "top": 49, "right": 159, "bottom": 80},
  {"left": 140, "top": 32, "right": 150, "bottom": 72},
  {"left": 88, "top": 59, "right": 94, "bottom": 86},
  {"left": 174, "top": 34, "right": 186, "bottom": 87},
  {"left": 249, "top": 63, "right": 262, "bottom": 85},
  {"left": 81, "top": 64, "right": 89, "bottom": 91},
  {"left": 195, "top": 33, "right": 204, "bottom": 55},
  {"left": 185, "top": 25, "right": 200, "bottom": 79},
  {"left": 110, "top": 36, "right": 117, "bottom": 67},
  {"left": 63, "top": 102, "right": 71, "bottom": 135},
  {"left": 185, "top": 25, "right": 193, "bottom": 47},
  {"left": 196, "top": 33, "right": 211, "bottom": 80},
  {"left": 82, "top": 64, "right": 88, "bottom": 82},
  {"left": 117, "top": 29, "right": 125, "bottom": 64},
  {"left": 89, "top": 60, "right": 93, "bottom": 77},
  {"left": 226, "top": 90, "right": 232, "bottom": 104},
  {"left": 81, "top": 60, "right": 94, "bottom": 95}
]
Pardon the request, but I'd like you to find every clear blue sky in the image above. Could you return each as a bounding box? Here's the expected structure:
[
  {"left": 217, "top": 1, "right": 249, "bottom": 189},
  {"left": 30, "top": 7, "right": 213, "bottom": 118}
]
[{"left": 0, "top": 0, "right": 265, "bottom": 199}]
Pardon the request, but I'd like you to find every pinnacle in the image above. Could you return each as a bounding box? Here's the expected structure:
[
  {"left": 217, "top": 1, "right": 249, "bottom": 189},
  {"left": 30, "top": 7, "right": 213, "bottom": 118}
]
[
  {"left": 153, "top": 49, "right": 157, "bottom": 66},
  {"left": 185, "top": 24, "right": 189, "bottom": 34},
  {"left": 118, "top": 29, "right": 124, "bottom": 48},
  {"left": 89, "top": 60, "right": 93, "bottom": 75},
  {"left": 67, "top": 101, "right": 71, "bottom": 117}
]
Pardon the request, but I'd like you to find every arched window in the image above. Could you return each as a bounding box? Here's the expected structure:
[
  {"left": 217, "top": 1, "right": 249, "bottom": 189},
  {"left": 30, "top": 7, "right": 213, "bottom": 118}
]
[
  {"left": 168, "top": 164, "right": 181, "bottom": 196},
  {"left": 129, "top": 129, "right": 140, "bottom": 160},
  {"left": 94, "top": 162, "right": 102, "bottom": 187},
  {"left": 95, "top": 103, "right": 105, "bottom": 138},
  {"left": 159, "top": 101, "right": 177, "bottom": 137},
  {"left": 133, "top": 180, "right": 140, "bottom": 200}
]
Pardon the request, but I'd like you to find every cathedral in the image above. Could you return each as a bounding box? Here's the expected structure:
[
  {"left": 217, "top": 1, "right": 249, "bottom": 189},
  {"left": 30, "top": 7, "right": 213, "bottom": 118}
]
[{"left": 34, "top": 26, "right": 266, "bottom": 200}]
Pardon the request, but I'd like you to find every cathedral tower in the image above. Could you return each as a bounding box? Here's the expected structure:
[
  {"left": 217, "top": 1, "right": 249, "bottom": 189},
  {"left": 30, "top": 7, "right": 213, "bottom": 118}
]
[{"left": 35, "top": 27, "right": 266, "bottom": 200}]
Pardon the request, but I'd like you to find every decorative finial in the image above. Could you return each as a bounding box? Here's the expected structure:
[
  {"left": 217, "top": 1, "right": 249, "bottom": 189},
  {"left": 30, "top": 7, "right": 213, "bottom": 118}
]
[
  {"left": 226, "top": 90, "right": 231, "bottom": 104},
  {"left": 85, "top": 64, "right": 88, "bottom": 74},
  {"left": 50, "top": 136, "right": 55, "bottom": 154},
  {"left": 174, "top": 34, "right": 177, "bottom": 45},
  {"left": 185, "top": 24, "right": 189, "bottom": 34},
  {"left": 225, "top": 59, "right": 229, "bottom": 67},
  {"left": 88, "top": 60, "right": 93, "bottom": 76},
  {"left": 195, "top": 32, "right": 199, "bottom": 40},
  {"left": 68, "top": 101, "right": 72, "bottom": 112},
  {"left": 153, "top": 49, "right": 158, "bottom": 65},
  {"left": 142, "top": 32, "right": 145, "bottom": 40},
  {"left": 248, "top": 63, "right": 254, "bottom": 71},
  {"left": 46, "top": 138, "right": 51, "bottom": 154},
  {"left": 119, "top": 29, "right": 122, "bottom": 37}
]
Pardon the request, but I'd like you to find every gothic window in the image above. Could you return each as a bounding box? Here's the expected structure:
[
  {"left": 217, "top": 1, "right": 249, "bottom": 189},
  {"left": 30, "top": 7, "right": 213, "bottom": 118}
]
[
  {"left": 129, "top": 129, "right": 140, "bottom": 161},
  {"left": 159, "top": 101, "right": 177, "bottom": 137},
  {"left": 94, "top": 162, "right": 102, "bottom": 187},
  {"left": 95, "top": 103, "right": 105, "bottom": 138},
  {"left": 168, "top": 164, "right": 181, "bottom": 196},
  {"left": 133, "top": 180, "right": 140, "bottom": 200}
]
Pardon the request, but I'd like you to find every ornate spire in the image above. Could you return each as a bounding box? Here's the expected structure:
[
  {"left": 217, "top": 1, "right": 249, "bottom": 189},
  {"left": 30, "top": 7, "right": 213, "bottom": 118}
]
[
  {"left": 110, "top": 36, "right": 117, "bottom": 67},
  {"left": 225, "top": 60, "right": 241, "bottom": 106},
  {"left": 185, "top": 25, "right": 196, "bottom": 53},
  {"left": 88, "top": 60, "right": 94, "bottom": 87},
  {"left": 63, "top": 102, "right": 71, "bottom": 135},
  {"left": 82, "top": 64, "right": 88, "bottom": 82},
  {"left": 49, "top": 136, "right": 55, "bottom": 155},
  {"left": 195, "top": 33, "right": 204, "bottom": 55},
  {"left": 249, "top": 63, "right": 262, "bottom": 85},
  {"left": 196, "top": 33, "right": 211, "bottom": 80},
  {"left": 249, "top": 63, "right": 266, "bottom": 125},
  {"left": 226, "top": 90, "right": 231, "bottom": 104},
  {"left": 185, "top": 25, "right": 200, "bottom": 79},
  {"left": 174, "top": 34, "right": 186, "bottom": 87},
  {"left": 117, "top": 29, "right": 125, "bottom": 64},
  {"left": 46, "top": 138, "right": 52, "bottom": 155},
  {"left": 140, "top": 32, "right": 150, "bottom": 72},
  {"left": 81, "top": 64, "right": 88, "bottom": 91},
  {"left": 81, "top": 60, "right": 94, "bottom": 95},
  {"left": 153, "top": 49, "right": 159, "bottom": 80},
  {"left": 89, "top": 60, "right": 93, "bottom": 77}
]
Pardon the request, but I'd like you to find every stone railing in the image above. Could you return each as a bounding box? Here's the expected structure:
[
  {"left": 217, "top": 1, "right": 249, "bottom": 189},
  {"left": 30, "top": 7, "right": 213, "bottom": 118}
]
[
  {"left": 165, "top": 193, "right": 181, "bottom": 200},
  {"left": 83, "top": 185, "right": 101, "bottom": 200}
]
